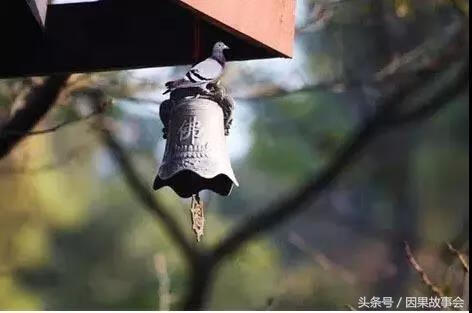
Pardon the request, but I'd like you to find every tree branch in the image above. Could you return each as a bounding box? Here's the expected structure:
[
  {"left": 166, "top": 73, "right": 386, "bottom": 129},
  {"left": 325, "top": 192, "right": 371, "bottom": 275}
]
[
  {"left": 99, "top": 128, "right": 199, "bottom": 264},
  {"left": 1, "top": 110, "right": 101, "bottom": 137},
  {"left": 154, "top": 253, "right": 172, "bottom": 310},
  {"left": 0, "top": 74, "right": 70, "bottom": 160},
  {"left": 384, "top": 63, "right": 469, "bottom": 127},
  {"left": 210, "top": 61, "right": 468, "bottom": 265},
  {"left": 446, "top": 242, "right": 469, "bottom": 273},
  {"left": 211, "top": 114, "right": 381, "bottom": 262},
  {"left": 404, "top": 242, "right": 445, "bottom": 297}
]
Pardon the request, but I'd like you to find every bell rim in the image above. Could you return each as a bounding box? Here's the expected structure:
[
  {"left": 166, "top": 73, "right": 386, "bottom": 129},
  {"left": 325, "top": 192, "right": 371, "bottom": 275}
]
[
  {"left": 156, "top": 167, "right": 239, "bottom": 187},
  {"left": 153, "top": 169, "right": 239, "bottom": 198}
]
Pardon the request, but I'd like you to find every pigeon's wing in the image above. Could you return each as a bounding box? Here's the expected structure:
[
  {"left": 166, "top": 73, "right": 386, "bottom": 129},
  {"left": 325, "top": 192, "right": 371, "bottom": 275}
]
[
  {"left": 185, "top": 58, "right": 223, "bottom": 83},
  {"left": 163, "top": 57, "right": 224, "bottom": 93}
]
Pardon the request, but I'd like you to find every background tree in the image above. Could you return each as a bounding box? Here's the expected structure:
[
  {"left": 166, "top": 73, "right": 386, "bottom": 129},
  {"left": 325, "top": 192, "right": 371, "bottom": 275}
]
[{"left": 0, "top": 0, "right": 469, "bottom": 310}]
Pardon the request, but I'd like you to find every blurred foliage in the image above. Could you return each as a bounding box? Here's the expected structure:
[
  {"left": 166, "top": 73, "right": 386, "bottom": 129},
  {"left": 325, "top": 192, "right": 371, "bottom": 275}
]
[{"left": 0, "top": 0, "right": 469, "bottom": 310}]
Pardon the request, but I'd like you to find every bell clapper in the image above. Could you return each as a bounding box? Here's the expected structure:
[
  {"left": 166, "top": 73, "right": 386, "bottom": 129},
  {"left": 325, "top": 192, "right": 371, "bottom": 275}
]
[{"left": 190, "top": 193, "right": 205, "bottom": 242}]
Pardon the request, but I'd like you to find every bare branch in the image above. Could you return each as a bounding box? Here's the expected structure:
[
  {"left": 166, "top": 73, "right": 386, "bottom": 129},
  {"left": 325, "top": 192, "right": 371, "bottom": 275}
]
[
  {"left": 1, "top": 110, "right": 101, "bottom": 137},
  {"left": 289, "top": 232, "right": 357, "bottom": 284},
  {"left": 404, "top": 242, "right": 445, "bottom": 297},
  {"left": 244, "top": 20, "right": 466, "bottom": 102},
  {"left": 99, "top": 128, "right": 199, "bottom": 264},
  {"left": 0, "top": 74, "right": 70, "bottom": 160},
  {"left": 236, "top": 81, "right": 351, "bottom": 101},
  {"left": 384, "top": 63, "right": 468, "bottom": 127},
  {"left": 154, "top": 254, "right": 172, "bottom": 311},
  {"left": 211, "top": 109, "right": 381, "bottom": 262},
  {"left": 446, "top": 242, "right": 469, "bottom": 273},
  {"left": 210, "top": 56, "right": 467, "bottom": 265},
  {"left": 114, "top": 96, "right": 161, "bottom": 106}
]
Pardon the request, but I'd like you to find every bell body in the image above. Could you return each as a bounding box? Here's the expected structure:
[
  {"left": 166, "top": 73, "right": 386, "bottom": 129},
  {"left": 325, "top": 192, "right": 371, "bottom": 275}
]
[{"left": 153, "top": 97, "right": 238, "bottom": 198}]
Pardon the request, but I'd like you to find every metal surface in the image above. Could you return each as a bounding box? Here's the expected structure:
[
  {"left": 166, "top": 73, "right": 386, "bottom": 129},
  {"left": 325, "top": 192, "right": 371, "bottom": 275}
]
[
  {"left": 153, "top": 97, "right": 238, "bottom": 198},
  {"left": 180, "top": 0, "right": 296, "bottom": 58},
  {"left": 0, "top": 0, "right": 295, "bottom": 78}
]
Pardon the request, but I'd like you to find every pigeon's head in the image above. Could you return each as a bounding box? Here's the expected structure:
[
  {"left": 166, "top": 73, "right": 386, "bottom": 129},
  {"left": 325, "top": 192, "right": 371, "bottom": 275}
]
[{"left": 213, "top": 41, "right": 230, "bottom": 54}]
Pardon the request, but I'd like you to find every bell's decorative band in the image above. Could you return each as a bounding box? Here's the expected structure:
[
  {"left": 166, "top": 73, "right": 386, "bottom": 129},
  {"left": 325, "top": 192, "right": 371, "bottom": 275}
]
[{"left": 153, "top": 89, "right": 238, "bottom": 198}]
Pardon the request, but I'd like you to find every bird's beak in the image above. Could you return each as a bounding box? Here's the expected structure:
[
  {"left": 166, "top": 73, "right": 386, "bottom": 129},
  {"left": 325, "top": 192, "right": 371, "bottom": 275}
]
[{"left": 223, "top": 44, "right": 230, "bottom": 50}]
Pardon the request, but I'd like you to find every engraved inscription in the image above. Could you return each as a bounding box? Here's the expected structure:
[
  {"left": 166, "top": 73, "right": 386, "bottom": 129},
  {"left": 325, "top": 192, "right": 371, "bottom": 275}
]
[
  {"left": 178, "top": 116, "right": 202, "bottom": 145},
  {"left": 173, "top": 117, "right": 209, "bottom": 162}
]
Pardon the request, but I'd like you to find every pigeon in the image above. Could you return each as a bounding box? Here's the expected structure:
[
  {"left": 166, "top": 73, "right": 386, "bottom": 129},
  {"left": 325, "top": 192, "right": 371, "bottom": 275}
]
[{"left": 163, "top": 41, "right": 230, "bottom": 94}]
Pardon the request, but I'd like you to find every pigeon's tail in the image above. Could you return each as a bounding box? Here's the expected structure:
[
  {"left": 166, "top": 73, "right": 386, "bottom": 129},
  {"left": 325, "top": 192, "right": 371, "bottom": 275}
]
[{"left": 163, "top": 79, "right": 185, "bottom": 94}]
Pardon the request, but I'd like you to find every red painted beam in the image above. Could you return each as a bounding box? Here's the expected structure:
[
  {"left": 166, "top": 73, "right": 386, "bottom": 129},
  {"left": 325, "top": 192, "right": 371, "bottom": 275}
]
[
  {"left": 0, "top": 0, "right": 296, "bottom": 77},
  {"left": 179, "top": 0, "right": 295, "bottom": 58}
]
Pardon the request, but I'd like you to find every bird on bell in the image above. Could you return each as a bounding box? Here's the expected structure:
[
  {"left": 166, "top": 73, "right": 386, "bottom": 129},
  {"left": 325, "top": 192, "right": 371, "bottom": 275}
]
[{"left": 163, "top": 41, "right": 230, "bottom": 94}]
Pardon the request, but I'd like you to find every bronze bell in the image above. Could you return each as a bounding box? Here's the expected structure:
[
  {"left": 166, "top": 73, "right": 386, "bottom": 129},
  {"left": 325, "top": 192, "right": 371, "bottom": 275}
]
[{"left": 153, "top": 87, "right": 238, "bottom": 198}]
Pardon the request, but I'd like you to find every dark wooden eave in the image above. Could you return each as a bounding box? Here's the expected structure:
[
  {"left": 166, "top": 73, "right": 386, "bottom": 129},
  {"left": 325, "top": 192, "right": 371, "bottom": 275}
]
[{"left": 0, "top": 0, "right": 290, "bottom": 78}]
